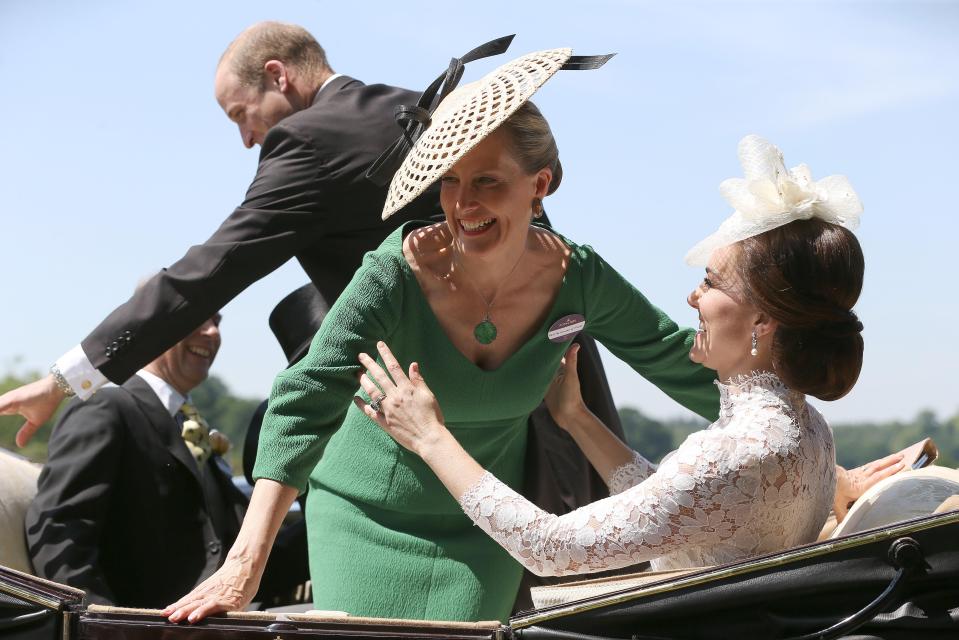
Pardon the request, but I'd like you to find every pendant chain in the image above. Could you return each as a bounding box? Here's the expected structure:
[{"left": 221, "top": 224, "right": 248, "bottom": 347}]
[{"left": 454, "top": 241, "right": 528, "bottom": 344}]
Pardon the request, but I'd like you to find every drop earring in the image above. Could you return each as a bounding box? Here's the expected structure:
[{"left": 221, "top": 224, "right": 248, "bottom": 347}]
[
  {"left": 532, "top": 197, "right": 544, "bottom": 219},
  {"left": 750, "top": 330, "right": 758, "bottom": 357}
]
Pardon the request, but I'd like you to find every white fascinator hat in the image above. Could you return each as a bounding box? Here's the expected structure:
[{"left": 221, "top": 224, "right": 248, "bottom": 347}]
[
  {"left": 378, "top": 47, "right": 613, "bottom": 220},
  {"left": 685, "top": 135, "right": 863, "bottom": 266}
]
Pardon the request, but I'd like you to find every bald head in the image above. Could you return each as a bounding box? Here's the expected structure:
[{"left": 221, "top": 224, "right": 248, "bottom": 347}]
[{"left": 218, "top": 21, "right": 333, "bottom": 91}]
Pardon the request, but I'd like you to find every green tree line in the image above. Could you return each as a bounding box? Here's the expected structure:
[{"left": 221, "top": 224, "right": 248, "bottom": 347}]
[
  {"left": 3, "top": 369, "right": 958, "bottom": 471},
  {"left": 619, "top": 406, "right": 959, "bottom": 469}
]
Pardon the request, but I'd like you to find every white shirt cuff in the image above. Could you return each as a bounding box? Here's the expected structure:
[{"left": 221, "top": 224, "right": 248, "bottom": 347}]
[{"left": 56, "top": 345, "right": 109, "bottom": 400}]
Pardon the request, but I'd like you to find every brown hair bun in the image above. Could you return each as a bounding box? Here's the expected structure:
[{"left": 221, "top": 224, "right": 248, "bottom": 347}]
[{"left": 738, "top": 219, "right": 865, "bottom": 401}]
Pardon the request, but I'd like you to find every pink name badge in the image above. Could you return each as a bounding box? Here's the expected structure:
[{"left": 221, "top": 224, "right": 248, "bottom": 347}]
[{"left": 548, "top": 314, "right": 586, "bottom": 343}]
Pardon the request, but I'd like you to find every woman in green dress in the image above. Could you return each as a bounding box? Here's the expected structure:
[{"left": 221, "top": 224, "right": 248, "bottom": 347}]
[{"left": 165, "top": 48, "right": 718, "bottom": 624}]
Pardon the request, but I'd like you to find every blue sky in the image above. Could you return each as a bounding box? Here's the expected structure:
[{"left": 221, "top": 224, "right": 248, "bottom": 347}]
[{"left": 1, "top": 0, "right": 956, "bottom": 423}]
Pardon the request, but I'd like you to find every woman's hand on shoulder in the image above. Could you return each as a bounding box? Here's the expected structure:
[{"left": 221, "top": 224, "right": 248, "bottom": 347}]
[
  {"left": 163, "top": 552, "right": 260, "bottom": 624},
  {"left": 544, "top": 343, "right": 588, "bottom": 431},
  {"left": 356, "top": 341, "right": 448, "bottom": 458}
]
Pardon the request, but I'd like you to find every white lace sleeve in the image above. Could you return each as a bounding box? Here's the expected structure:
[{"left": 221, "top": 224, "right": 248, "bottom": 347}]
[
  {"left": 458, "top": 439, "right": 754, "bottom": 576},
  {"left": 458, "top": 389, "right": 813, "bottom": 577},
  {"left": 607, "top": 451, "right": 656, "bottom": 494}
]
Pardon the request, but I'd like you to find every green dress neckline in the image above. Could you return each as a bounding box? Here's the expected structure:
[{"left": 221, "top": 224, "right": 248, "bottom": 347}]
[{"left": 394, "top": 221, "right": 578, "bottom": 375}]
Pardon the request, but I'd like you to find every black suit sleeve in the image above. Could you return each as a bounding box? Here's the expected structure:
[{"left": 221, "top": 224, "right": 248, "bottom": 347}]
[
  {"left": 81, "top": 123, "right": 332, "bottom": 383},
  {"left": 25, "top": 395, "right": 127, "bottom": 605}
]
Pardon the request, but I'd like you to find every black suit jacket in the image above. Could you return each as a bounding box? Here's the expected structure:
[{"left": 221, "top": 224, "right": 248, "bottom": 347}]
[
  {"left": 83, "top": 76, "right": 441, "bottom": 383},
  {"left": 25, "top": 376, "right": 246, "bottom": 607}
]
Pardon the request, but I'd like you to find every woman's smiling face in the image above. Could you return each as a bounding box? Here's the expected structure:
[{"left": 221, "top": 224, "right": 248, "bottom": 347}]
[
  {"left": 439, "top": 128, "right": 551, "bottom": 260},
  {"left": 687, "top": 245, "right": 762, "bottom": 378}
]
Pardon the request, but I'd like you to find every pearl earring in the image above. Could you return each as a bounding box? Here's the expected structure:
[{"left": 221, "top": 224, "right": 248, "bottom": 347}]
[{"left": 750, "top": 330, "right": 758, "bottom": 357}]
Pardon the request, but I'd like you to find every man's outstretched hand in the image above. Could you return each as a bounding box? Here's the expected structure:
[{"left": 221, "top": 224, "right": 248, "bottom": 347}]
[{"left": 0, "top": 375, "right": 66, "bottom": 446}]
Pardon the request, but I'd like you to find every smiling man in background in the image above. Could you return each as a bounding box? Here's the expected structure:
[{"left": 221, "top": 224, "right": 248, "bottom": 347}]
[{"left": 24, "top": 313, "right": 248, "bottom": 607}]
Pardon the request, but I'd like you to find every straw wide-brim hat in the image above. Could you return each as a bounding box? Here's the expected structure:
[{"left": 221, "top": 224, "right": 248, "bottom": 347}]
[{"left": 381, "top": 48, "right": 575, "bottom": 220}]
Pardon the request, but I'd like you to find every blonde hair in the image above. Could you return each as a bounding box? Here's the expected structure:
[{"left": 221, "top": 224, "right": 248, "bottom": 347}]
[{"left": 499, "top": 101, "right": 563, "bottom": 195}]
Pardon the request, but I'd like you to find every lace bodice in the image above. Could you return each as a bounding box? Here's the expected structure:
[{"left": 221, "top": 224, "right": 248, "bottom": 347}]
[{"left": 459, "top": 372, "right": 836, "bottom": 576}]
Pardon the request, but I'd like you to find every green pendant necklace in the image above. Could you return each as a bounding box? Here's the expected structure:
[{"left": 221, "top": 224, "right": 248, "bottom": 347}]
[
  {"left": 456, "top": 243, "right": 528, "bottom": 346},
  {"left": 474, "top": 315, "right": 498, "bottom": 345}
]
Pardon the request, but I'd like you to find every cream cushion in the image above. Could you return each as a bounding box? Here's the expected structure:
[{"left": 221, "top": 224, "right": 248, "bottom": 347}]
[{"left": 0, "top": 448, "right": 41, "bottom": 573}]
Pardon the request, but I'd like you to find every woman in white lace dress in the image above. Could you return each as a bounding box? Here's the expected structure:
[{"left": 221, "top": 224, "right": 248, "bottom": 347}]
[{"left": 357, "top": 135, "right": 884, "bottom": 577}]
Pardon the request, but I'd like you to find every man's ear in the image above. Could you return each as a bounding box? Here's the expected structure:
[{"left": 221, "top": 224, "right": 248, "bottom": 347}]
[{"left": 263, "top": 60, "right": 290, "bottom": 92}]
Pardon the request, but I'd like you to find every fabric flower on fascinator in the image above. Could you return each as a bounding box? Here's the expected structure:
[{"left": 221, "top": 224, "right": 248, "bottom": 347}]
[{"left": 685, "top": 135, "right": 863, "bottom": 266}]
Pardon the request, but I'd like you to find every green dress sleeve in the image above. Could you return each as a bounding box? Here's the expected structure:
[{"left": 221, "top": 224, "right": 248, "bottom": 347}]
[
  {"left": 251, "top": 248, "right": 406, "bottom": 493},
  {"left": 578, "top": 245, "right": 720, "bottom": 421}
]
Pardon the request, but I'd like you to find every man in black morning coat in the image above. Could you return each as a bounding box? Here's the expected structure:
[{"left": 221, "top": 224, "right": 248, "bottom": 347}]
[
  {"left": 2, "top": 22, "right": 627, "bottom": 608},
  {"left": 25, "top": 314, "right": 247, "bottom": 606}
]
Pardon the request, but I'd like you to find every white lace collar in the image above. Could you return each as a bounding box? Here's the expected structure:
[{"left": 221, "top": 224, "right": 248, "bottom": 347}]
[{"left": 715, "top": 371, "right": 796, "bottom": 419}]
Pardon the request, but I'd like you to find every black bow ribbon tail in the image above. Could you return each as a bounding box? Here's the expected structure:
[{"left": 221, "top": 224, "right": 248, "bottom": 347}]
[
  {"left": 561, "top": 54, "right": 616, "bottom": 70},
  {"left": 366, "top": 35, "right": 515, "bottom": 187}
]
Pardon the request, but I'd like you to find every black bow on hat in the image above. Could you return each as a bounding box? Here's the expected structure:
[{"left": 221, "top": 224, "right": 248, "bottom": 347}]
[
  {"left": 366, "top": 36, "right": 616, "bottom": 187},
  {"left": 366, "top": 35, "right": 516, "bottom": 186}
]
